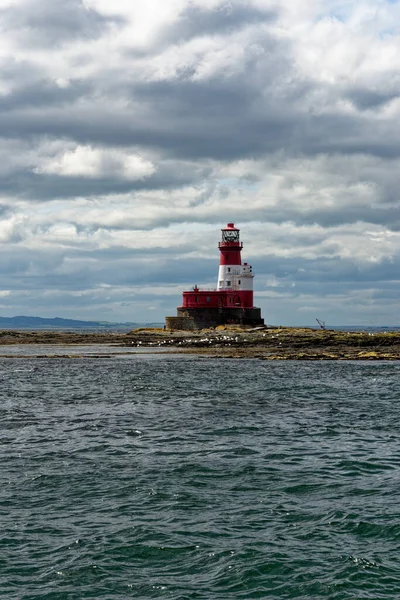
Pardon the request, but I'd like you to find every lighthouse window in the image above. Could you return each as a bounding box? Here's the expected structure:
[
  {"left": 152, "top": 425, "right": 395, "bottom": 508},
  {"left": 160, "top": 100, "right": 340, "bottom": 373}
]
[
  {"left": 222, "top": 230, "right": 239, "bottom": 243},
  {"left": 206, "top": 296, "right": 211, "bottom": 302},
  {"left": 226, "top": 281, "right": 231, "bottom": 286},
  {"left": 238, "top": 280, "right": 241, "bottom": 284},
  {"left": 195, "top": 296, "right": 198, "bottom": 302},
  {"left": 227, "top": 268, "right": 231, "bottom": 272}
]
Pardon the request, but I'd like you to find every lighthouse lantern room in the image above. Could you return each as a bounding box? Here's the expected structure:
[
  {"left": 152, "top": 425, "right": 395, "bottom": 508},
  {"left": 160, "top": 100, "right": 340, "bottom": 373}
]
[{"left": 165, "top": 223, "right": 264, "bottom": 330}]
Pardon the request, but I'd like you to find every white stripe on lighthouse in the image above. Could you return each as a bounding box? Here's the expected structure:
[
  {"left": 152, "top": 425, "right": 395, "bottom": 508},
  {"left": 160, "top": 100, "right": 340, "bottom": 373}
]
[{"left": 217, "top": 264, "right": 254, "bottom": 290}]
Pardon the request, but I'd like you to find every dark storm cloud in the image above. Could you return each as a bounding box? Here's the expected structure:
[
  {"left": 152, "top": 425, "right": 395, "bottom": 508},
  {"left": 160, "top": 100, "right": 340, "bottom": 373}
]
[
  {"left": 0, "top": 163, "right": 198, "bottom": 200},
  {"left": 0, "top": 15, "right": 299, "bottom": 159},
  {"left": 3, "top": 70, "right": 398, "bottom": 173},
  {"left": 164, "top": 3, "right": 276, "bottom": 42},
  {"left": 370, "top": 286, "right": 400, "bottom": 300},
  {"left": 0, "top": 78, "right": 297, "bottom": 161},
  {"left": 97, "top": 257, "right": 217, "bottom": 287},
  {"left": 124, "top": 79, "right": 400, "bottom": 164},
  {"left": 0, "top": 203, "right": 12, "bottom": 216},
  {"left": 1, "top": 0, "right": 122, "bottom": 47},
  {"left": 2, "top": 242, "right": 397, "bottom": 300},
  {"left": 126, "top": 77, "right": 297, "bottom": 160},
  {"left": 0, "top": 79, "right": 93, "bottom": 112},
  {"left": 255, "top": 254, "right": 400, "bottom": 287},
  {"left": 258, "top": 203, "right": 400, "bottom": 231},
  {"left": 0, "top": 246, "right": 64, "bottom": 278},
  {"left": 0, "top": 247, "right": 217, "bottom": 290},
  {"left": 346, "top": 87, "right": 400, "bottom": 110}
]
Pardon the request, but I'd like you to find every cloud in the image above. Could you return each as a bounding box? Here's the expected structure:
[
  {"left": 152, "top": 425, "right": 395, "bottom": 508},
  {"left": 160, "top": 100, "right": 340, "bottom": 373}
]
[
  {"left": 33, "top": 145, "right": 156, "bottom": 180},
  {"left": 162, "top": 2, "right": 277, "bottom": 44},
  {"left": 1, "top": 0, "right": 122, "bottom": 47},
  {"left": 0, "top": 0, "right": 399, "bottom": 323}
]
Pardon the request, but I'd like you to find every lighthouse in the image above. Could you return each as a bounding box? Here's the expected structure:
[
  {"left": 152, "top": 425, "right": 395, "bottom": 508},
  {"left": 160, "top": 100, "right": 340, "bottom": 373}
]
[
  {"left": 165, "top": 223, "right": 264, "bottom": 330},
  {"left": 217, "top": 222, "right": 254, "bottom": 308}
]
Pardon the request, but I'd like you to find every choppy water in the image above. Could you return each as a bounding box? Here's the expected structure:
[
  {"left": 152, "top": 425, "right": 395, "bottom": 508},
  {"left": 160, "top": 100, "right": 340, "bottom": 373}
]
[{"left": 1, "top": 355, "right": 400, "bottom": 599}]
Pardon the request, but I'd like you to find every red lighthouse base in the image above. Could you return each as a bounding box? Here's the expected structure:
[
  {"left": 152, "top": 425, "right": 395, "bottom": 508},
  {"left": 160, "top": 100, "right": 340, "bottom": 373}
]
[
  {"left": 181, "top": 287, "right": 253, "bottom": 310},
  {"left": 165, "top": 306, "right": 264, "bottom": 330}
]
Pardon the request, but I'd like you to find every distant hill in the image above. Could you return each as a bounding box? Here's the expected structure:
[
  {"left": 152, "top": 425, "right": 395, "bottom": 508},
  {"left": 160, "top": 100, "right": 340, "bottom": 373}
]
[{"left": 0, "top": 316, "right": 160, "bottom": 329}]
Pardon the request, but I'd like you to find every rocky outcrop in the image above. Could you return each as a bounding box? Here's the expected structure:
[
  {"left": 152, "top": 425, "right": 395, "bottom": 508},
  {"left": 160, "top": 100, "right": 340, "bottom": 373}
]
[{"left": 0, "top": 326, "right": 399, "bottom": 360}]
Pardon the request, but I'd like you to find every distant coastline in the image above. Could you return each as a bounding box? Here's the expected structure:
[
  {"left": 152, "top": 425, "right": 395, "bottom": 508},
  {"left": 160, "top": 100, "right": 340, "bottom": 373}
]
[
  {"left": 0, "top": 315, "right": 163, "bottom": 331},
  {"left": 0, "top": 315, "right": 398, "bottom": 333}
]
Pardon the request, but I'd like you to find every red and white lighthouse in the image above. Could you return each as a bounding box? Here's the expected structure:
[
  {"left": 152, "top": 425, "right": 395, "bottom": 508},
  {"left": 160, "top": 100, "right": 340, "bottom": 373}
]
[
  {"left": 217, "top": 222, "right": 254, "bottom": 308},
  {"left": 166, "top": 223, "right": 264, "bottom": 329}
]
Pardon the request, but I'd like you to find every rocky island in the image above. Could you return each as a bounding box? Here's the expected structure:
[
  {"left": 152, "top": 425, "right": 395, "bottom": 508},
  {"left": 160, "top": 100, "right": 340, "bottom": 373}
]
[{"left": 0, "top": 326, "right": 399, "bottom": 360}]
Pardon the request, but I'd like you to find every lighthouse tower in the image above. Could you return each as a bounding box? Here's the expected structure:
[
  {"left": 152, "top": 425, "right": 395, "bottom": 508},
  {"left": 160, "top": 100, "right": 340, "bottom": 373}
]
[
  {"left": 165, "top": 223, "right": 264, "bottom": 330},
  {"left": 217, "top": 223, "right": 254, "bottom": 308}
]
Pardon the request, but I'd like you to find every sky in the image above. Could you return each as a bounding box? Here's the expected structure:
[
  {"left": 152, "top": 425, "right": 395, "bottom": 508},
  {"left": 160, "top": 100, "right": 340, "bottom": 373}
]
[{"left": 1, "top": 0, "right": 400, "bottom": 326}]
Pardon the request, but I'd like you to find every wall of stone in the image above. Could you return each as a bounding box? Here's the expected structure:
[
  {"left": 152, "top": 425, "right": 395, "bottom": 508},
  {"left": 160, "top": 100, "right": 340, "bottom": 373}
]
[
  {"left": 165, "top": 316, "right": 196, "bottom": 330},
  {"left": 241, "top": 307, "right": 264, "bottom": 324},
  {"left": 173, "top": 307, "right": 264, "bottom": 329}
]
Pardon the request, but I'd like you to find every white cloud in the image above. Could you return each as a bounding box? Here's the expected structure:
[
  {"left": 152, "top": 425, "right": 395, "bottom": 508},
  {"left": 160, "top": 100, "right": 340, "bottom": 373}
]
[
  {"left": 82, "top": 0, "right": 187, "bottom": 47},
  {"left": 33, "top": 145, "right": 156, "bottom": 180}
]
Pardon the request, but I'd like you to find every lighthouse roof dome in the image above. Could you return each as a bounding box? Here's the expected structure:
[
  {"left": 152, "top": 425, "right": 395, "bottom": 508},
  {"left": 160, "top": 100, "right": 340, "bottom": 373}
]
[{"left": 222, "top": 222, "right": 239, "bottom": 230}]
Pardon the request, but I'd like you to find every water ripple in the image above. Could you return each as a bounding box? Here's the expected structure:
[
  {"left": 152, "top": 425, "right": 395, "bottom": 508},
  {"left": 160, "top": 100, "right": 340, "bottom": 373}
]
[{"left": 1, "top": 357, "right": 400, "bottom": 598}]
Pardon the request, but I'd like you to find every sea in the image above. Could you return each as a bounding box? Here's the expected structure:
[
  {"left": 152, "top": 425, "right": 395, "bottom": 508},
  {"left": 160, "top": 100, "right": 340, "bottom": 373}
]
[{"left": 1, "top": 350, "right": 400, "bottom": 599}]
